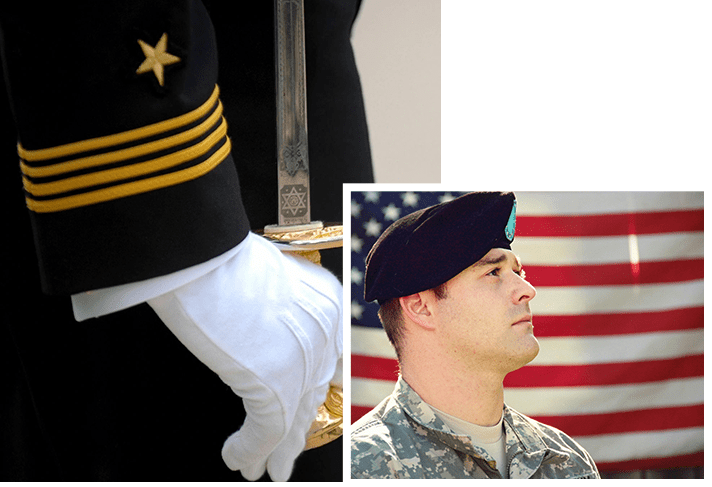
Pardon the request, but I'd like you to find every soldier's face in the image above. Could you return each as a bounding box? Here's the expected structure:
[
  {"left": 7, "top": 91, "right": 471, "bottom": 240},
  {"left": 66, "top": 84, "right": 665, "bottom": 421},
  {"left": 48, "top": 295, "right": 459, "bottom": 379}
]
[{"left": 430, "top": 248, "right": 540, "bottom": 376}]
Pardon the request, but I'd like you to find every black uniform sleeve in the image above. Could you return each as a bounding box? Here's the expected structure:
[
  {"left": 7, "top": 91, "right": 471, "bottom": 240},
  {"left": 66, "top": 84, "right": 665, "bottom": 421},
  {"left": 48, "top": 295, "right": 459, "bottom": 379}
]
[{"left": 0, "top": 0, "right": 250, "bottom": 295}]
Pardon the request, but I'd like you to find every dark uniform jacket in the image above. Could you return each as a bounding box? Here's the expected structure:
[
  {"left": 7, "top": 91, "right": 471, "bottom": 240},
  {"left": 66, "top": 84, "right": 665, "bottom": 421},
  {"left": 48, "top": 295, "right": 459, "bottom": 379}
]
[{"left": 0, "top": 0, "right": 372, "bottom": 480}]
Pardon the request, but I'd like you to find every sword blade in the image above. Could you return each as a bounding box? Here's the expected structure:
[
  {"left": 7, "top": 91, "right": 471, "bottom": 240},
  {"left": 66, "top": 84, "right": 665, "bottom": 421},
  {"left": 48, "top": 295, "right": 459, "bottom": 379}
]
[
  {"left": 268, "top": 2, "right": 344, "bottom": 449},
  {"left": 275, "top": 0, "right": 311, "bottom": 226}
]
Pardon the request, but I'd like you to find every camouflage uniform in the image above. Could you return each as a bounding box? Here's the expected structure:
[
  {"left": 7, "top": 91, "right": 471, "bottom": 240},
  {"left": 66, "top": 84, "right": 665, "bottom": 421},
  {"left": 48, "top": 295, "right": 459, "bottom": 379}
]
[{"left": 351, "top": 377, "right": 600, "bottom": 479}]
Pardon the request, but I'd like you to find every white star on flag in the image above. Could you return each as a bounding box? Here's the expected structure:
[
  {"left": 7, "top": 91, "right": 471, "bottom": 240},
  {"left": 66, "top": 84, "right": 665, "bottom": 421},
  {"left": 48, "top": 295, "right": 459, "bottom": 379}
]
[{"left": 382, "top": 203, "right": 401, "bottom": 221}]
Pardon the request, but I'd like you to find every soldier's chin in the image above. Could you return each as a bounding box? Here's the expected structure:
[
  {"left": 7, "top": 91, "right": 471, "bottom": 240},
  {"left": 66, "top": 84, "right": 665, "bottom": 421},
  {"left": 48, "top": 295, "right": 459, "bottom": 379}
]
[{"left": 518, "top": 335, "right": 540, "bottom": 367}]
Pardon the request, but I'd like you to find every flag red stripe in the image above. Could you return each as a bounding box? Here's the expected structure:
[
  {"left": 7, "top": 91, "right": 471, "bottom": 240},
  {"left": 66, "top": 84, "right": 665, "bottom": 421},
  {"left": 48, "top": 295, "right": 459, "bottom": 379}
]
[
  {"left": 354, "top": 354, "right": 703, "bottom": 389},
  {"left": 353, "top": 405, "right": 704, "bottom": 439},
  {"left": 352, "top": 405, "right": 373, "bottom": 423},
  {"left": 352, "top": 354, "right": 399, "bottom": 381},
  {"left": 504, "top": 355, "right": 703, "bottom": 388},
  {"left": 517, "top": 210, "right": 703, "bottom": 237},
  {"left": 530, "top": 404, "right": 703, "bottom": 437},
  {"left": 595, "top": 451, "right": 703, "bottom": 472},
  {"left": 352, "top": 307, "right": 703, "bottom": 342},
  {"left": 534, "top": 307, "right": 703, "bottom": 337},
  {"left": 525, "top": 259, "right": 703, "bottom": 287}
]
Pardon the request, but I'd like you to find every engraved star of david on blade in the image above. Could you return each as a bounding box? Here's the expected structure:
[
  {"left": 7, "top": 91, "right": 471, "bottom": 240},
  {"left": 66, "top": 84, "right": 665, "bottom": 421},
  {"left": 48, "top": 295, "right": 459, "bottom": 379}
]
[{"left": 280, "top": 185, "right": 308, "bottom": 217}]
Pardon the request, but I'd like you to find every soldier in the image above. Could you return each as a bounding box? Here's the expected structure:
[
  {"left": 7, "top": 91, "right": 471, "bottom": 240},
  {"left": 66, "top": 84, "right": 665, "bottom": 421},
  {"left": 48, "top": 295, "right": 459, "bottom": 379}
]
[
  {"left": 351, "top": 192, "right": 600, "bottom": 479},
  {"left": 1, "top": 0, "right": 372, "bottom": 481}
]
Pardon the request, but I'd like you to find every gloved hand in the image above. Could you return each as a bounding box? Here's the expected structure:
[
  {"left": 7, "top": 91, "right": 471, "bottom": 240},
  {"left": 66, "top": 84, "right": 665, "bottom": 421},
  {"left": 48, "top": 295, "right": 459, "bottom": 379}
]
[{"left": 147, "top": 232, "right": 342, "bottom": 481}]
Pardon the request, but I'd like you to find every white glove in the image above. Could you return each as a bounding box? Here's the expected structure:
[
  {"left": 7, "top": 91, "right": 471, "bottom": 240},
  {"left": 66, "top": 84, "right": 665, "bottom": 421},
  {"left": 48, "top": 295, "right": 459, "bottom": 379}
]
[{"left": 147, "top": 232, "right": 342, "bottom": 481}]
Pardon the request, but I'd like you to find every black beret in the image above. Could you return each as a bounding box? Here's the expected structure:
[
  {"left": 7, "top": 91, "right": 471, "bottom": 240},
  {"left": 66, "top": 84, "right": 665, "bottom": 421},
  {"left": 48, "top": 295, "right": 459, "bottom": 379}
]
[{"left": 364, "top": 192, "right": 517, "bottom": 303}]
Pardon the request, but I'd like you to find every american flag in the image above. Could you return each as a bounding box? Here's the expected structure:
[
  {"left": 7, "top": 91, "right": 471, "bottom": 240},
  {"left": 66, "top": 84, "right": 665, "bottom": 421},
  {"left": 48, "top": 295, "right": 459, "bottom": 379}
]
[{"left": 350, "top": 191, "right": 703, "bottom": 472}]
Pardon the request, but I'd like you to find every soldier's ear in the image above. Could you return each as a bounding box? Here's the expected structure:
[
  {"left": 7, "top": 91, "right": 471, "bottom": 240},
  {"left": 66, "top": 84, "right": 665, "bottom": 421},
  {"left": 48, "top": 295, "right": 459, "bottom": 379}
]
[{"left": 399, "top": 292, "right": 436, "bottom": 331}]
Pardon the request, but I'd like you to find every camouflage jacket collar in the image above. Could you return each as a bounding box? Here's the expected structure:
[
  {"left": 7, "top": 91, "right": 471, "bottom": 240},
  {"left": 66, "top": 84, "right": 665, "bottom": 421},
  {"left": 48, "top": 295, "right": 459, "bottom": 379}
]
[{"left": 392, "top": 376, "right": 565, "bottom": 478}]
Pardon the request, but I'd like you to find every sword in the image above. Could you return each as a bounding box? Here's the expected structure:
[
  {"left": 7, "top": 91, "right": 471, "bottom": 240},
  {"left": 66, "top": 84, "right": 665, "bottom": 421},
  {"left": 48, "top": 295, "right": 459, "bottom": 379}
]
[
  {"left": 273, "top": 0, "right": 310, "bottom": 228},
  {"left": 263, "top": 0, "right": 341, "bottom": 251},
  {"left": 262, "top": 1, "right": 342, "bottom": 260},
  {"left": 262, "top": 0, "right": 343, "bottom": 450}
]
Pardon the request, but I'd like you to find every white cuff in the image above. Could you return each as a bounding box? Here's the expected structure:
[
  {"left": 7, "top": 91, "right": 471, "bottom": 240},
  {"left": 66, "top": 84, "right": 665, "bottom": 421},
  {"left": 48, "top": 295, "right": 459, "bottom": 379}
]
[{"left": 70, "top": 236, "right": 249, "bottom": 321}]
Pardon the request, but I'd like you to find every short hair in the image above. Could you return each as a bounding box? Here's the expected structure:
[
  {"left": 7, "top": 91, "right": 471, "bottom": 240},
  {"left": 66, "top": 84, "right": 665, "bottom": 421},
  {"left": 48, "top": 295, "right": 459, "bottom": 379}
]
[
  {"left": 377, "top": 298, "right": 405, "bottom": 361},
  {"left": 377, "top": 281, "right": 449, "bottom": 361}
]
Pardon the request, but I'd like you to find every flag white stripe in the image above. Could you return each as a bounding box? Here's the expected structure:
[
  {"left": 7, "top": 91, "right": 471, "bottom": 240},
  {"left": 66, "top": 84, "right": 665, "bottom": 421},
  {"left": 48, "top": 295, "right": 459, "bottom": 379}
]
[
  {"left": 513, "top": 232, "right": 704, "bottom": 265},
  {"left": 503, "top": 377, "right": 704, "bottom": 416},
  {"left": 578, "top": 427, "right": 704, "bottom": 463},
  {"left": 531, "top": 329, "right": 703, "bottom": 365},
  {"left": 515, "top": 192, "right": 703, "bottom": 215},
  {"left": 531, "top": 280, "right": 703, "bottom": 315},
  {"left": 352, "top": 377, "right": 397, "bottom": 407},
  {"left": 351, "top": 325, "right": 397, "bottom": 359}
]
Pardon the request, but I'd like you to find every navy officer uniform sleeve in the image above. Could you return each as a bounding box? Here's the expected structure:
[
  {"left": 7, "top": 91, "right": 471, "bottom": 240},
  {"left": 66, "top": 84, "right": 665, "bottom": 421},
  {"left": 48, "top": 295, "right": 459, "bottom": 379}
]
[
  {"left": 0, "top": 0, "right": 249, "bottom": 295},
  {"left": 1, "top": 0, "right": 372, "bottom": 480},
  {"left": 0, "top": 1, "right": 253, "bottom": 480}
]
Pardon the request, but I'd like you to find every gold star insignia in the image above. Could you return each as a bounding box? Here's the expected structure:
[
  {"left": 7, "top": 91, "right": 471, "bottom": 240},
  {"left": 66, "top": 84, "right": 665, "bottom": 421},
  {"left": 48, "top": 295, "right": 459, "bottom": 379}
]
[{"left": 136, "top": 33, "right": 181, "bottom": 86}]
